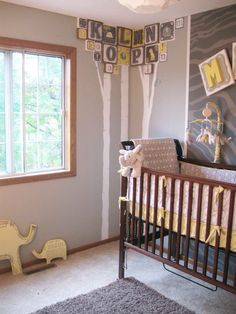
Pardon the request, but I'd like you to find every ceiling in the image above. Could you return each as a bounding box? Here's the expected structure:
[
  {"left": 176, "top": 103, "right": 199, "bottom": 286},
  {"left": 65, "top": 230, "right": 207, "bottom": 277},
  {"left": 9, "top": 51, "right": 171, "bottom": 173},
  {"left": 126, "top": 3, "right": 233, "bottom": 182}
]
[{"left": 2, "top": 0, "right": 236, "bottom": 27}]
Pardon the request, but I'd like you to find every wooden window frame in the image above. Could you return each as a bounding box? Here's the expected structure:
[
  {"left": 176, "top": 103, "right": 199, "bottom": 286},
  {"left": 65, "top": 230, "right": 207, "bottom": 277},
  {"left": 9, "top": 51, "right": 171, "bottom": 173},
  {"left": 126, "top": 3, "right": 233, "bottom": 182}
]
[{"left": 0, "top": 37, "right": 76, "bottom": 186}]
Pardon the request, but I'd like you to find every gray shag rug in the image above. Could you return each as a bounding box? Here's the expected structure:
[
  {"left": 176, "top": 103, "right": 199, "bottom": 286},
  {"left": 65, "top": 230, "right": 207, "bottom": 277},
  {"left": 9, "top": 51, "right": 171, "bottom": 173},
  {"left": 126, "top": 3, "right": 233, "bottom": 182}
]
[{"left": 32, "top": 277, "right": 194, "bottom": 314}]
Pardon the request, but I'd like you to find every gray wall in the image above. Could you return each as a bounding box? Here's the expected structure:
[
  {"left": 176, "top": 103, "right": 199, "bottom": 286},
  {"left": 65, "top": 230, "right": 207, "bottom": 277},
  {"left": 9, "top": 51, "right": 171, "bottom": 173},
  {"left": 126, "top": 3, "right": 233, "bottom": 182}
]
[
  {"left": 129, "top": 17, "right": 189, "bottom": 143},
  {"left": 188, "top": 5, "right": 236, "bottom": 164},
  {"left": 0, "top": 1, "right": 120, "bottom": 268}
]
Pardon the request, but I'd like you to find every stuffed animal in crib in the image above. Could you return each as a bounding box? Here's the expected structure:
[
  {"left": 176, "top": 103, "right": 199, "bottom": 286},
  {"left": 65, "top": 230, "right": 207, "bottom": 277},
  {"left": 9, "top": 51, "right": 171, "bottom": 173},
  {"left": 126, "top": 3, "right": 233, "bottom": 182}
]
[{"left": 118, "top": 144, "right": 143, "bottom": 178}]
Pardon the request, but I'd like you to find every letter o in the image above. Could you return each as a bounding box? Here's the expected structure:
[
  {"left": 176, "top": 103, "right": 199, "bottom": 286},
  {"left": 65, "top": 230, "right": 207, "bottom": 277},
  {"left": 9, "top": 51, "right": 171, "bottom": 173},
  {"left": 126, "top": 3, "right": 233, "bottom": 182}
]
[{"left": 106, "top": 46, "right": 116, "bottom": 62}]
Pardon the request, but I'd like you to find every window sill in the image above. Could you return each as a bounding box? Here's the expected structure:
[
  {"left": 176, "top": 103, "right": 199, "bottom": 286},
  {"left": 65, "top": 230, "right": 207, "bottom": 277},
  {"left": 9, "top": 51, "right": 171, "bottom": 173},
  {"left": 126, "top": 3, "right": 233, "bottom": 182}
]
[{"left": 0, "top": 169, "right": 76, "bottom": 186}]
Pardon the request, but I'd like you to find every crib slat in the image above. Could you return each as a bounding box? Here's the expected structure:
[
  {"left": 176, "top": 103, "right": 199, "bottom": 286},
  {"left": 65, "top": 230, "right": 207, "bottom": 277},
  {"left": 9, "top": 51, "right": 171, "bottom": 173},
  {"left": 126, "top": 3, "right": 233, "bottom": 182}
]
[
  {"left": 137, "top": 172, "right": 144, "bottom": 248},
  {"left": 234, "top": 259, "right": 236, "bottom": 288},
  {"left": 160, "top": 176, "right": 167, "bottom": 258},
  {"left": 203, "top": 186, "right": 213, "bottom": 276},
  {"left": 234, "top": 270, "right": 236, "bottom": 289},
  {"left": 130, "top": 178, "right": 137, "bottom": 245},
  {"left": 223, "top": 190, "right": 235, "bottom": 284},
  {"left": 144, "top": 173, "right": 151, "bottom": 251},
  {"left": 152, "top": 174, "right": 159, "bottom": 254},
  {"left": 167, "top": 178, "right": 175, "bottom": 260},
  {"left": 175, "top": 180, "right": 184, "bottom": 264},
  {"left": 212, "top": 191, "right": 223, "bottom": 281},
  {"left": 184, "top": 181, "right": 193, "bottom": 268},
  {"left": 193, "top": 183, "right": 203, "bottom": 272}
]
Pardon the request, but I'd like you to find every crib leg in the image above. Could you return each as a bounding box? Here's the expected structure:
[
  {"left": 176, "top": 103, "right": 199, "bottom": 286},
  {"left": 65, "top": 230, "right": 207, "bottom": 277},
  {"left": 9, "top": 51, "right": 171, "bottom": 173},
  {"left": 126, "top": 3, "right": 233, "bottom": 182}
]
[
  {"left": 119, "top": 199, "right": 127, "bottom": 279},
  {"left": 119, "top": 248, "right": 125, "bottom": 279},
  {"left": 119, "top": 176, "right": 128, "bottom": 279}
]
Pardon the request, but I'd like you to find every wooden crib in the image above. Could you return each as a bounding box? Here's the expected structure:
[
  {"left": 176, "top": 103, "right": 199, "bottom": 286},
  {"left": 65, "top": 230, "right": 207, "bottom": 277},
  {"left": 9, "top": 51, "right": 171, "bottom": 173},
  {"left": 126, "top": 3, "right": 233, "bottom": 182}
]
[{"left": 118, "top": 139, "right": 236, "bottom": 294}]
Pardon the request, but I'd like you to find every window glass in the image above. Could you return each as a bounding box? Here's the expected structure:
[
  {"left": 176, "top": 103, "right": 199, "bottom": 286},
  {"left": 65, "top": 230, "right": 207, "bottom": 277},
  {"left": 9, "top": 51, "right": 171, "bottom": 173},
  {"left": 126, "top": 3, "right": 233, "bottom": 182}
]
[
  {"left": 0, "top": 52, "right": 6, "bottom": 174},
  {"left": 0, "top": 52, "right": 4, "bottom": 113},
  {"left": 12, "top": 52, "right": 22, "bottom": 113}
]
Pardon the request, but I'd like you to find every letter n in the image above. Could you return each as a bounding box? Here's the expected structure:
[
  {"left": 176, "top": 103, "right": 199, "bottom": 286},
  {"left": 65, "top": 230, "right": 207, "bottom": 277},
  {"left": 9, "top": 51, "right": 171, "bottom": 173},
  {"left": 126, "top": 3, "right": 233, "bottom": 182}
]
[{"left": 144, "top": 23, "right": 159, "bottom": 45}]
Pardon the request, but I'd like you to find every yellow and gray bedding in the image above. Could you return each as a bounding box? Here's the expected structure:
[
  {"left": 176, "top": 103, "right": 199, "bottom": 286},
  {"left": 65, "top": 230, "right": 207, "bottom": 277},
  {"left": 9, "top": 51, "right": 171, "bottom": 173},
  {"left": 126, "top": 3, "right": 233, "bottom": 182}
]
[{"left": 128, "top": 139, "right": 236, "bottom": 252}]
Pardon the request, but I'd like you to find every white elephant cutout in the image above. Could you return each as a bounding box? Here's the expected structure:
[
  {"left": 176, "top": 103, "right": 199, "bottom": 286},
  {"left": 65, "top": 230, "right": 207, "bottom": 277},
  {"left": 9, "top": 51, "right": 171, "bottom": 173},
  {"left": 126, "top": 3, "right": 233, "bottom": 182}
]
[{"left": 0, "top": 220, "right": 37, "bottom": 275}]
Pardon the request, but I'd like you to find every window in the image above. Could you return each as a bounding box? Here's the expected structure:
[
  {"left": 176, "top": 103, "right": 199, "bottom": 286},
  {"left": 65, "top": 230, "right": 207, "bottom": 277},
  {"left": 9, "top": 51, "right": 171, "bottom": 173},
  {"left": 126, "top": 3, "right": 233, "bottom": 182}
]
[{"left": 0, "top": 37, "right": 76, "bottom": 185}]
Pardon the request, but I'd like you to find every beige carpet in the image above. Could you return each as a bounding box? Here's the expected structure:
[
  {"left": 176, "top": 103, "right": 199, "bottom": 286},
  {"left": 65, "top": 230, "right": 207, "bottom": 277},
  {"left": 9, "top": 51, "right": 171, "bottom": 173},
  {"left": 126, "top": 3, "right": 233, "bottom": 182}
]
[
  {"left": 31, "top": 277, "right": 194, "bottom": 314},
  {"left": 0, "top": 242, "right": 235, "bottom": 314}
]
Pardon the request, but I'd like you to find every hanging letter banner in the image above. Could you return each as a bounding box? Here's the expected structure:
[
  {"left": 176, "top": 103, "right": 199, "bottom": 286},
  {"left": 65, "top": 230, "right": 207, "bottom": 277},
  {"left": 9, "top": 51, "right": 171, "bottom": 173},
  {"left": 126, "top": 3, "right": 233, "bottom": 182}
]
[{"left": 76, "top": 17, "right": 182, "bottom": 72}]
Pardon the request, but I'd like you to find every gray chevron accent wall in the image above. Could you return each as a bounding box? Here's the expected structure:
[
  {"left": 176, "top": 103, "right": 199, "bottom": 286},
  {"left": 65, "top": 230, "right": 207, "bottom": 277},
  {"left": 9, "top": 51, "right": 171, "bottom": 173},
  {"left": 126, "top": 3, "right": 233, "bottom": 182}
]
[{"left": 188, "top": 4, "right": 236, "bottom": 165}]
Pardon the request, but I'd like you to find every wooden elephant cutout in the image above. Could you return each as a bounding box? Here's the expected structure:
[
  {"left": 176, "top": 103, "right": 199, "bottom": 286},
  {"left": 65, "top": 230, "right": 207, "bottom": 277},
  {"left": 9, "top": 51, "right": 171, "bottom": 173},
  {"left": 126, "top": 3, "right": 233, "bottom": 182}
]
[
  {"left": 0, "top": 220, "right": 37, "bottom": 275},
  {"left": 32, "top": 239, "right": 67, "bottom": 264}
]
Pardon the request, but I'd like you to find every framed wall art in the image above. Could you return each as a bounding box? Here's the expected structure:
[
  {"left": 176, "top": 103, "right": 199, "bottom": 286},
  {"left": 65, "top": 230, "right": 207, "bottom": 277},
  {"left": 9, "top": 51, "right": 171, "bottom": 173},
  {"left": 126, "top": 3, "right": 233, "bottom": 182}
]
[
  {"left": 104, "top": 63, "right": 113, "bottom": 73},
  {"left": 232, "top": 42, "right": 236, "bottom": 79},
  {"left": 199, "top": 49, "right": 234, "bottom": 96},
  {"left": 175, "top": 17, "right": 184, "bottom": 29}
]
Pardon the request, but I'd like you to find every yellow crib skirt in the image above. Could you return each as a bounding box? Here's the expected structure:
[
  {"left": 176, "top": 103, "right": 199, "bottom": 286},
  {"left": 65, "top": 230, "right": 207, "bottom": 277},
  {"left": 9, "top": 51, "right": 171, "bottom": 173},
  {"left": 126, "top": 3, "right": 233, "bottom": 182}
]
[{"left": 129, "top": 203, "right": 236, "bottom": 252}]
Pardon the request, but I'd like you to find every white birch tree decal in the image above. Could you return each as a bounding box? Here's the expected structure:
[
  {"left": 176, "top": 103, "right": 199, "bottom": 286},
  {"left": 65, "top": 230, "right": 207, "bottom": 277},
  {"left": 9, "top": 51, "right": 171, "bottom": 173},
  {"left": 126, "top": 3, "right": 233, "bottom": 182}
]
[
  {"left": 95, "top": 62, "right": 111, "bottom": 240},
  {"left": 95, "top": 62, "right": 129, "bottom": 240},
  {"left": 120, "top": 65, "right": 129, "bottom": 141},
  {"left": 138, "top": 63, "right": 159, "bottom": 138}
]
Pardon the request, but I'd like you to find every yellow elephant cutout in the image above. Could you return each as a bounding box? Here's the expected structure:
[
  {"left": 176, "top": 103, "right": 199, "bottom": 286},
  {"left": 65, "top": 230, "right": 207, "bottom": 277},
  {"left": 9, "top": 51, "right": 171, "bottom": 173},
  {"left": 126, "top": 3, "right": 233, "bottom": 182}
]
[{"left": 0, "top": 220, "right": 37, "bottom": 275}]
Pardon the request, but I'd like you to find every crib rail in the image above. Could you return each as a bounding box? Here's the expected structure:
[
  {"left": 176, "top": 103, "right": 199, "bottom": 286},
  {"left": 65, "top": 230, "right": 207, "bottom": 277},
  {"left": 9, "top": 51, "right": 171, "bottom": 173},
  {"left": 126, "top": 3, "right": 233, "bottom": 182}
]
[{"left": 119, "top": 167, "right": 236, "bottom": 294}]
